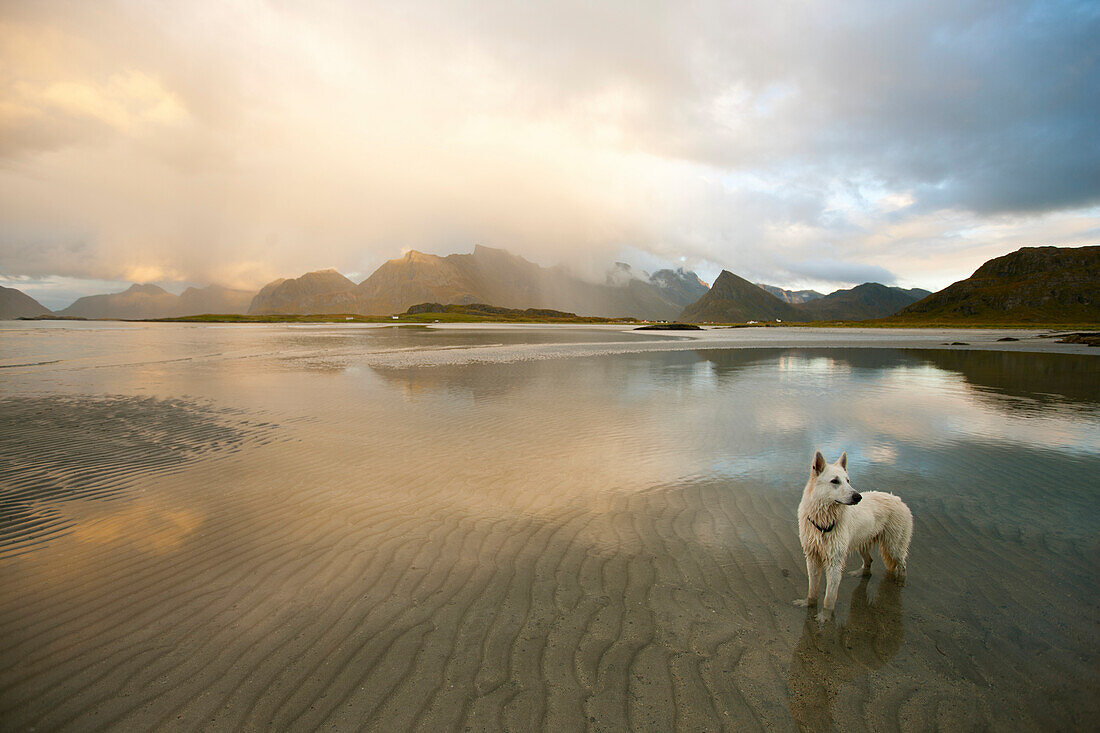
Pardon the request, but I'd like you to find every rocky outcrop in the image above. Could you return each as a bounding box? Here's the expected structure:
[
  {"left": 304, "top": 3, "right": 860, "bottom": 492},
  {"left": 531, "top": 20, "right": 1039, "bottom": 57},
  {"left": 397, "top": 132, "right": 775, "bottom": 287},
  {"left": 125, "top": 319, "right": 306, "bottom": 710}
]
[{"left": 892, "top": 246, "right": 1099, "bottom": 323}]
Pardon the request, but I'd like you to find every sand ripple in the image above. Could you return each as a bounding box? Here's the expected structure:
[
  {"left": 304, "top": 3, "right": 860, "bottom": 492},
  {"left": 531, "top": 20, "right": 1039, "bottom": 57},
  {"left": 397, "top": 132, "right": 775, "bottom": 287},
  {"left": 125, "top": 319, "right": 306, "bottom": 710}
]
[{"left": 0, "top": 395, "right": 279, "bottom": 559}]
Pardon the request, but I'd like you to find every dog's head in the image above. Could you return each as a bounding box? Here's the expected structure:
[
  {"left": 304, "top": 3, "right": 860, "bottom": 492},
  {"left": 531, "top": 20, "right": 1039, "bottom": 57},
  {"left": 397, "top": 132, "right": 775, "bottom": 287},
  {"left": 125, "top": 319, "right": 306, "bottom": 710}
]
[{"left": 810, "top": 450, "right": 861, "bottom": 505}]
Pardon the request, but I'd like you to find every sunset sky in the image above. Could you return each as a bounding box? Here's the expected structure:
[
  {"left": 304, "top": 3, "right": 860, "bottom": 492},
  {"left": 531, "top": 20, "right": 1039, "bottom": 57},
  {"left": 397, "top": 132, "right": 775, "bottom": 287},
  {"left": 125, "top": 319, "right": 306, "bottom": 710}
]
[{"left": 2, "top": 0, "right": 1098, "bottom": 308}]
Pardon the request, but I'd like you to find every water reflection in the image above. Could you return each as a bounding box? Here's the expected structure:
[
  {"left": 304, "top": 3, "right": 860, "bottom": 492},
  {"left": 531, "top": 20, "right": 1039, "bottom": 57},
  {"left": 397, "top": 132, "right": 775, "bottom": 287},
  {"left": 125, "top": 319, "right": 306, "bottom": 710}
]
[
  {"left": 368, "top": 346, "right": 1099, "bottom": 418},
  {"left": 915, "top": 348, "right": 1100, "bottom": 408},
  {"left": 696, "top": 348, "right": 1100, "bottom": 410},
  {"left": 1, "top": 327, "right": 1097, "bottom": 730},
  {"left": 787, "top": 578, "right": 904, "bottom": 731}
]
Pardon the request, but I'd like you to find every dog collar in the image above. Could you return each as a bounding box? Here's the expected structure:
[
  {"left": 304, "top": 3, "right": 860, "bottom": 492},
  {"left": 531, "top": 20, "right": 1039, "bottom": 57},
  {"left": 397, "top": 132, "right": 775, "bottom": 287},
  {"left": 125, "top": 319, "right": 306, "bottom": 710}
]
[{"left": 809, "top": 518, "right": 835, "bottom": 533}]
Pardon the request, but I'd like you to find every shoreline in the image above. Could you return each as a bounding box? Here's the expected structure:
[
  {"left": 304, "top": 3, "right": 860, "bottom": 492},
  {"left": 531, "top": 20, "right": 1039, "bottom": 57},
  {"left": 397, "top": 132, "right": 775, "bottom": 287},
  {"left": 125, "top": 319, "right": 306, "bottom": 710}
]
[
  {"left": 2, "top": 323, "right": 1096, "bottom": 375},
  {"left": 12, "top": 313, "right": 1100, "bottom": 330}
]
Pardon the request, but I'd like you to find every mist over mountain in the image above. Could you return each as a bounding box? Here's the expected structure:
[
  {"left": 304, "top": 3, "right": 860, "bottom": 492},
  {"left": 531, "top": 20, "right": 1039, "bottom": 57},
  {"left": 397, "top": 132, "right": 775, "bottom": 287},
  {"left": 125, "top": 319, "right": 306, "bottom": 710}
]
[
  {"left": 28, "top": 244, "right": 1097, "bottom": 323},
  {"left": 650, "top": 269, "right": 710, "bottom": 306},
  {"left": 755, "top": 284, "right": 824, "bottom": 304},
  {"left": 59, "top": 284, "right": 179, "bottom": 319},
  {"left": 177, "top": 286, "right": 254, "bottom": 315},
  {"left": 250, "top": 246, "right": 708, "bottom": 320},
  {"left": 355, "top": 246, "right": 695, "bottom": 319},
  {"left": 0, "top": 286, "right": 52, "bottom": 319},
  {"left": 248, "top": 270, "right": 358, "bottom": 315},
  {"left": 59, "top": 284, "right": 253, "bottom": 319},
  {"left": 891, "top": 246, "right": 1099, "bottom": 323}
]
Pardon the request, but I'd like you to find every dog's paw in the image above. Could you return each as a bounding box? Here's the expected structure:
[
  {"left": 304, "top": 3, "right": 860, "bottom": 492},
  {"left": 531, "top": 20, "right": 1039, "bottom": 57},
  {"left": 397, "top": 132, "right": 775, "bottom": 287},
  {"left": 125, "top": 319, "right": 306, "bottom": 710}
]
[
  {"left": 894, "top": 570, "right": 907, "bottom": 586},
  {"left": 815, "top": 610, "right": 833, "bottom": 623},
  {"left": 793, "top": 598, "right": 817, "bottom": 608},
  {"left": 847, "top": 568, "right": 871, "bottom": 577}
]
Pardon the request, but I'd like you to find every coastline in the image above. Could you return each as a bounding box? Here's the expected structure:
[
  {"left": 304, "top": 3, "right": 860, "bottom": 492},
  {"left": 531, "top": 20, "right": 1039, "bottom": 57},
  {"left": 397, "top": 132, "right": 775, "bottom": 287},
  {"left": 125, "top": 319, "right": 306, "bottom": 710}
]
[{"left": 1, "top": 323, "right": 1097, "bottom": 375}]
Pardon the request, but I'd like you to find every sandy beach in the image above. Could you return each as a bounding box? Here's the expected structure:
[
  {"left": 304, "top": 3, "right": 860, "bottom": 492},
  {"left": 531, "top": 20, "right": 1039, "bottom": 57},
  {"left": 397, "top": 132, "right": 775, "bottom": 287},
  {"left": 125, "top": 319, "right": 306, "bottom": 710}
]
[{"left": 1, "top": 323, "right": 1097, "bottom": 730}]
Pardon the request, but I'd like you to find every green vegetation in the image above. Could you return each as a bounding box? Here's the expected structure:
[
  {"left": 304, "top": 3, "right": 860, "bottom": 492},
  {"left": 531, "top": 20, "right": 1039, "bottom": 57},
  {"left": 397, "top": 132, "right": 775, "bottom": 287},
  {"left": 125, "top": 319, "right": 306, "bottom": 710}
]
[
  {"left": 148, "top": 313, "right": 386, "bottom": 323},
  {"left": 147, "top": 305, "right": 639, "bottom": 325},
  {"left": 399, "top": 303, "right": 638, "bottom": 323}
]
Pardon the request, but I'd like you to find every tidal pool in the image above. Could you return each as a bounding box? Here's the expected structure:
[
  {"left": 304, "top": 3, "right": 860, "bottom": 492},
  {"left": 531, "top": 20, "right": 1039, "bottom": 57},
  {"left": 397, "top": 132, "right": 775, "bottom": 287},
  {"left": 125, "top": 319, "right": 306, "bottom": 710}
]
[{"left": 1, "top": 324, "right": 1097, "bottom": 730}]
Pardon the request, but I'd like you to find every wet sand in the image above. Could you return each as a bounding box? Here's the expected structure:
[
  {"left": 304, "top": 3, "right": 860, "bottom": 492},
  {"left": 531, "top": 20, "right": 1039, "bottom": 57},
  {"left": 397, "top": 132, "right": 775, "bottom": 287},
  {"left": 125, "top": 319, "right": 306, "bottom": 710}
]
[{"left": 1, "top": 324, "right": 1097, "bottom": 730}]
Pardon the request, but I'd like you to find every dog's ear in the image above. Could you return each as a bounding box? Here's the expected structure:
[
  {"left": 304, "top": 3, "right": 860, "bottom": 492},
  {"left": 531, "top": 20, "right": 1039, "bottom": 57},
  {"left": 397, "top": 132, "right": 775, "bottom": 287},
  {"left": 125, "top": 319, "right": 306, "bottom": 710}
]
[
  {"left": 812, "top": 450, "right": 826, "bottom": 475},
  {"left": 838, "top": 451, "right": 847, "bottom": 470}
]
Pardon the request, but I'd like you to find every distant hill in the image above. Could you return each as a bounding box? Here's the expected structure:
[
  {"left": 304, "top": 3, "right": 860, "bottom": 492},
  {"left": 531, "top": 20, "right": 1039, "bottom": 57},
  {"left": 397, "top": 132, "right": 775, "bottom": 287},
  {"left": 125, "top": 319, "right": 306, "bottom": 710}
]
[
  {"left": 795, "top": 283, "right": 931, "bottom": 321},
  {"left": 253, "top": 246, "right": 708, "bottom": 319},
  {"left": 0, "top": 286, "right": 52, "bottom": 319},
  {"left": 680, "top": 276, "right": 930, "bottom": 323},
  {"left": 680, "top": 271, "right": 802, "bottom": 322},
  {"left": 59, "top": 283, "right": 180, "bottom": 319},
  {"left": 248, "top": 270, "right": 358, "bottom": 315},
  {"left": 177, "top": 285, "right": 254, "bottom": 315},
  {"left": 59, "top": 283, "right": 254, "bottom": 319},
  {"left": 891, "top": 245, "right": 1099, "bottom": 324},
  {"left": 354, "top": 248, "right": 509, "bottom": 315},
  {"left": 756, "top": 284, "right": 824, "bottom": 304}
]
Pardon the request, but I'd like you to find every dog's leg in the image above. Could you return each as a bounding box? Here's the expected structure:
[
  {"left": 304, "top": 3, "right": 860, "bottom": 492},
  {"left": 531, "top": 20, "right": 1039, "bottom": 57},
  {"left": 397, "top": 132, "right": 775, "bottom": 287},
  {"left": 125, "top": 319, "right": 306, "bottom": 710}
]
[
  {"left": 893, "top": 560, "right": 907, "bottom": 586},
  {"left": 817, "top": 562, "right": 843, "bottom": 622},
  {"left": 880, "top": 547, "right": 907, "bottom": 585},
  {"left": 794, "top": 557, "right": 821, "bottom": 607},
  {"left": 848, "top": 545, "right": 873, "bottom": 577}
]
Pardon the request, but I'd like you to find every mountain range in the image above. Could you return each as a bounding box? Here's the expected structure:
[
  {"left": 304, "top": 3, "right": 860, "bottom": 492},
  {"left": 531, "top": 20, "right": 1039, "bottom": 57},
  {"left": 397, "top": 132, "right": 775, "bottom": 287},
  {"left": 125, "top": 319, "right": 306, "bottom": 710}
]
[
  {"left": 57, "top": 284, "right": 254, "bottom": 319},
  {"left": 679, "top": 273, "right": 930, "bottom": 323},
  {"left": 681, "top": 271, "right": 803, "bottom": 322},
  {"left": 248, "top": 246, "right": 710, "bottom": 320},
  {"left": 797, "top": 283, "right": 931, "bottom": 321},
  {"left": 3, "top": 245, "right": 1095, "bottom": 324}
]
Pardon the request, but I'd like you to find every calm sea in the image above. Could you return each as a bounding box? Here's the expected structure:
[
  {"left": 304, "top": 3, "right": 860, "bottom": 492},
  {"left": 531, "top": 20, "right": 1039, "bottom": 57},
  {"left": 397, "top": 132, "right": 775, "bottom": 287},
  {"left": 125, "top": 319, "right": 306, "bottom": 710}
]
[{"left": 1, "top": 322, "right": 1097, "bottom": 730}]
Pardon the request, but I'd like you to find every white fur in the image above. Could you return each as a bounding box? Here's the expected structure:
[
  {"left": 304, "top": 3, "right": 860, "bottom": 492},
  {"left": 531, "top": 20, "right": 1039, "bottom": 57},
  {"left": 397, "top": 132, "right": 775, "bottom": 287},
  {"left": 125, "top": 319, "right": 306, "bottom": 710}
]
[{"left": 795, "top": 450, "right": 912, "bottom": 621}]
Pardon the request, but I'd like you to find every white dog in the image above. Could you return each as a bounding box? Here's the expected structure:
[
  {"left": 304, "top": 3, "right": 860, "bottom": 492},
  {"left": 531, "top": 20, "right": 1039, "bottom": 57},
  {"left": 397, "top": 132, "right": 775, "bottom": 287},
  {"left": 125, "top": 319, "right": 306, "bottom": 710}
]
[{"left": 795, "top": 450, "right": 912, "bottom": 620}]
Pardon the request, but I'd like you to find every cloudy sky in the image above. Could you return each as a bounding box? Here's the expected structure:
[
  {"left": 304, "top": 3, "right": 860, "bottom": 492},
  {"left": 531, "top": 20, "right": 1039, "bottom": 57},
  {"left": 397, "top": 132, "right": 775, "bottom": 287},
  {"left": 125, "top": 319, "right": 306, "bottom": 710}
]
[{"left": 1, "top": 0, "right": 1097, "bottom": 308}]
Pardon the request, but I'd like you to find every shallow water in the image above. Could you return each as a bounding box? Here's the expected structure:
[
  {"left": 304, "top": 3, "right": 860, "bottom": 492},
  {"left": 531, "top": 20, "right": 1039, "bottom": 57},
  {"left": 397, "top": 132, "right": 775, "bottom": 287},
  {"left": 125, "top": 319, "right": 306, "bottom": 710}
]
[{"left": 1, "top": 324, "right": 1097, "bottom": 730}]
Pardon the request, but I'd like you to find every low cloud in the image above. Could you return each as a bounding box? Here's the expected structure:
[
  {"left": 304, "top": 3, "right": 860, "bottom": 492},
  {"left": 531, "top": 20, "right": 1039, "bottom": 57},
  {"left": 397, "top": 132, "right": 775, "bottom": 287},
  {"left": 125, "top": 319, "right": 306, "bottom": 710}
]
[
  {"left": 0, "top": 0, "right": 1096, "bottom": 296},
  {"left": 781, "top": 261, "right": 898, "bottom": 288}
]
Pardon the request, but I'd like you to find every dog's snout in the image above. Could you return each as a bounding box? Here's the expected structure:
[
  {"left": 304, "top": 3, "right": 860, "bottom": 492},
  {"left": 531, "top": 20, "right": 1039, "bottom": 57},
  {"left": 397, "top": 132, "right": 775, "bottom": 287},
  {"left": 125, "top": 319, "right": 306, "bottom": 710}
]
[{"left": 851, "top": 492, "right": 862, "bottom": 504}]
